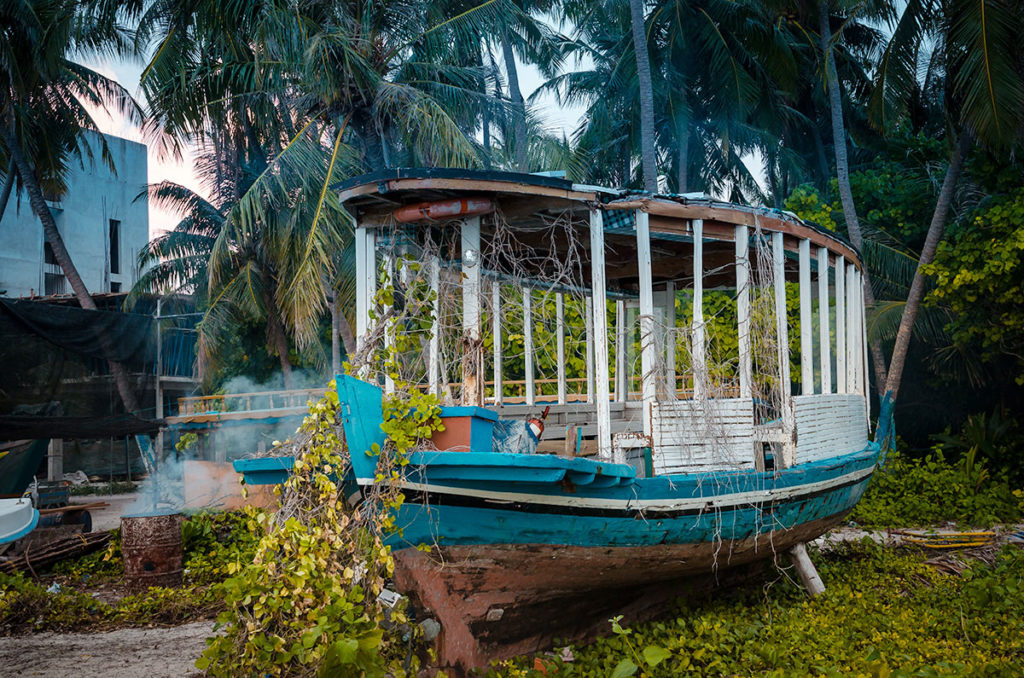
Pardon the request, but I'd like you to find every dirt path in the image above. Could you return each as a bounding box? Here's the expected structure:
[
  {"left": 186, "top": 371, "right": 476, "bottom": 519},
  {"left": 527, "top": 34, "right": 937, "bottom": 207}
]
[{"left": 0, "top": 621, "right": 215, "bottom": 677}]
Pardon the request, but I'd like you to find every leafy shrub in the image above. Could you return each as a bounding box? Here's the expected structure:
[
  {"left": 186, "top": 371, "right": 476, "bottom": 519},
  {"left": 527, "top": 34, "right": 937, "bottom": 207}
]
[
  {"left": 69, "top": 481, "right": 138, "bottom": 496},
  {"left": 849, "top": 449, "right": 1022, "bottom": 527}
]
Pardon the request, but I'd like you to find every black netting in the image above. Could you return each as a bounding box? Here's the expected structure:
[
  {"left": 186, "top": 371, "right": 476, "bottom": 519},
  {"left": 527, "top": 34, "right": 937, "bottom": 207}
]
[{"left": 0, "top": 298, "right": 160, "bottom": 440}]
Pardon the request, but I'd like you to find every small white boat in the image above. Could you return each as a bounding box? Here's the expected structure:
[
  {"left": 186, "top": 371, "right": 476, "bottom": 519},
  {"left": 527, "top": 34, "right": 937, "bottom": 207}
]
[{"left": 0, "top": 497, "right": 38, "bottom": 544}]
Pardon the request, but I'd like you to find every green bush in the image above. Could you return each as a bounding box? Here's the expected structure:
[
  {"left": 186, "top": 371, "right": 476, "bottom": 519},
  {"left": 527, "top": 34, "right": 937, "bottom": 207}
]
[{"left": 850, "top": 449, "right": 1023, "bottom": 528}]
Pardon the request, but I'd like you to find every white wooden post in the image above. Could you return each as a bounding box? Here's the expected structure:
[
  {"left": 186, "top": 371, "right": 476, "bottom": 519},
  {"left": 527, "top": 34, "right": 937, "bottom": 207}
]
[
  {"left": 637, "top": 210, "right": 656, "bottom": 434},
  {"left": 860, "top": 272, "right": 871, "bottom": 425},
  {"left": 817, "top": 247, "right": 832, "bottom": 394},
  {"left": 461, "top": 216, "right": 482, "bottom": 406},
  {"left": 615, "top": 300, "right": 626, "bottom": 401},
  {"left": 735, "top": 225, "right": 752, "bottom": 399},
  {"left": 665, "top": 282, "right": 676, "bottom": 397},
  {"left": 590, "top": 209, "right": 613, "bottom": 460},
  {"left": 491, "top": 281, "right": 502, "bottom": 404},
  {"left": 773, "top": 232, "right": 795, "bottom": 466},
  {"left": 523, "top": 286, "right": 535, "bottom": 407},
  {"left": 846, "top": 263, "right": 857, "bottom": 399},
  {"left": 384, "top": 251, "right": 396, "bottom": 394},
  {"left": 799, "top": 238, "right": 814, "bottom": 395},
  {"left": 835, "top": 255, "right": 846, "bottom": 394},
  {"left": 355, "top": 226, "right": 376, "bottom": 380},
  {"left": 585, "top": 296, "right": 595, "bottom": 403},
  {"left": 556, "top": 292, "right": 567, "bottom": 404},
  {"left": 691, "top": 219, "right": 706, "bottom": 402},
  {"left": 428, "top": 255, "right": 442, "bottom": 397}
]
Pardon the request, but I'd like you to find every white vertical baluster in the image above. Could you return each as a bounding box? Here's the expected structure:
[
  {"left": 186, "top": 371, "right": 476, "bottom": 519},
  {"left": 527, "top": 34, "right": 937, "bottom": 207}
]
[
  {"left": 523, "top": 286, "right": 535, "bottom": 407},
  {"left": 665, "top": 282, "right": 676, "bottom": 397},
  {"left": 799, "top": 238, "right": 814, "bottom": 395},
  {"left": 637, "top": 210, "right": 656, "bottom": 434},
  {"left": 735, "top": 225, "right": 751, "bottom": 399},
  {"left": 556, "top": 292, "right": 567, "bottom": 404},
  {"left": 461, "top": 217, "right": 482, "bottom": 406},
  {"left": 835, "top": 255, "right": 846, "bottom": 393},
  {"left": 427, "top": 255, "right": 441, "bottom": 397},
  {"left": 384, "top": 250, "right": 396, "bottom": 394},
  {"left": 817, "top": 247, "right": 832, "bottom": 394},
  {"left": 491, "top": 280, "right": 502, "bottom": 404},
  {"left": 773, "top": 232, "right": 794, "bottom": 467},
  {"left": 846, "top": 263, "right": 857, "bottom": 399},
  {"left": 692, "top": 219, "right": 706, "bottom": 402},
  {"left": 585, "top": 296, "right": 595, "bottom": 403},
  {"left": 615, "top": 300, "right": 626, "bottom": 402},
  {"left": 590, "top": 209, "right": 612, "bottom": 460}
]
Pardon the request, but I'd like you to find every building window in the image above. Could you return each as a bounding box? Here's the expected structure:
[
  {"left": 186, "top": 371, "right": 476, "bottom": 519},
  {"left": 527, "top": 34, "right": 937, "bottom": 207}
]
[
  {"left": 110, "top": 282, "right": 122, "bottom": 293},
  {"left": 44, "top": 273, "right": 66, "bottom": 296},
  {"left": 44, "top": 241, "right": 57, "bottom": 265},
  {"left": 109, "top": 219, "right": 120, "bottom": 274}
]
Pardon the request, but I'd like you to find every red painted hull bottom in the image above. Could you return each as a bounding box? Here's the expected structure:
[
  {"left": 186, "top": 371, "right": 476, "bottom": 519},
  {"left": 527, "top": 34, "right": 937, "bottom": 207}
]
[{"left": 393, "top": 514, "right": 844, "bottom": 675}]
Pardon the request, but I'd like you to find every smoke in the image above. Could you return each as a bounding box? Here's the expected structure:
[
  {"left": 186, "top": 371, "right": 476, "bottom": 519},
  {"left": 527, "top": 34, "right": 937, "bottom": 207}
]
[{"left": 127, "top": 370, "right": 329, "bottom": 515}]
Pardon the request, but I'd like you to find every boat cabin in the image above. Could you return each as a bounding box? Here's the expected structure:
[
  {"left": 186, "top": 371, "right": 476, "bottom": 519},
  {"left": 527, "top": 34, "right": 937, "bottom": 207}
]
[{"left": 338, "top": 168, "right": 870, "bottom": 477}]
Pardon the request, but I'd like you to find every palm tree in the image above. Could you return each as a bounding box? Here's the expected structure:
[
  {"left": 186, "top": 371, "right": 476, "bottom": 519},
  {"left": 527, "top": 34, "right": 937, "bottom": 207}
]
[
  {"left": 628, "top": 0, "right": 658, "bottom": 192},
  {"left": 0, "top": 0, "right": 147, "bottom": 415},
  {"left": 871, "top": 0, "right": 1024, "bottom": 403}
]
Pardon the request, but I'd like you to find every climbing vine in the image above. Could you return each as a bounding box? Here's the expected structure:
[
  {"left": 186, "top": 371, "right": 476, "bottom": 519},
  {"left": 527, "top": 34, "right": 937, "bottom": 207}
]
[{"left": 198, "top": 258, "right": 443, "bottom": 677}]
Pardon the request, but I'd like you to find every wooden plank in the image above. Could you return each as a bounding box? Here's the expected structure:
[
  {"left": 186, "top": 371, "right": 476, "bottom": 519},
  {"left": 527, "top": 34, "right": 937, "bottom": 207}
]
[
  {"left": 461, "top": 216, "right": 482, "bottom": 406},
  {"left": 556, "top": 292, "right": 567, "bottom": 404},
  {"left": 846, "top": 264, "right": 858, "bottom": 401},
  {"left": 590, "top": 209, "right": 613, "bottom": 460},
  {"left": 523, "top": 286, "right": 535, "bottom": 407},
  {"left": 817, "top": 246, "right": 832, "bottom": 394},
  {"left": 735, "top": 224, "right": 752, "bottom": 399},
  {"left": 384, "top": 250, "right": 396, "bottom": 394},
  {"left": 792, "top": 394, "right": 868, "bottom": 463},
  {"left": 637, "top": 210, "right": 656, "bottom": 436},
  {"left": 650, "top": 397, "right": 755, "bottom": 473},
  {"left": 491, "top": 280, "right": 502, "bottom": 404},
  {"left": 859, "top": 270, "right": 871, "bottom": 412},
  {"left": 799, "top": 238, "right": 814, "bottom": 395},
  {"left": 835, "top": 255, "right": 846, "bottom": 394}
]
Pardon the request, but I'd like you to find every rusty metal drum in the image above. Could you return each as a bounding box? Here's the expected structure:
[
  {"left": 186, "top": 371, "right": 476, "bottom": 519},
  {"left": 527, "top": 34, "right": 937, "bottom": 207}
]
[{"left": 120, "top": 512, "right": 183, "bottom": 589}]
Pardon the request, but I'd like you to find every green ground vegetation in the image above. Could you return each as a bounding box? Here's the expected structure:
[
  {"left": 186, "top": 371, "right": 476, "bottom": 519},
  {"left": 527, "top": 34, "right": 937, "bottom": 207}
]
[{"left": 497, "top": 540, "right": 1024, "bottom": 678}]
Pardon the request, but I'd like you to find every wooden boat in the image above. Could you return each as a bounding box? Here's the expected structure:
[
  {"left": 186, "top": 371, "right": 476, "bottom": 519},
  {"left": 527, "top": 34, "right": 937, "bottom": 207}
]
[
  {"left": 235, "top": 169, "right": 881, "bottom": 672},
  {"left": 0, "top": 497, "right": 38, "bottom": 545}
]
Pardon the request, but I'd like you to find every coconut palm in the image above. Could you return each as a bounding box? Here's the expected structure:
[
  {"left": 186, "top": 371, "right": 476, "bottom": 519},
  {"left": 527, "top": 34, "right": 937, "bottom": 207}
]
[
  {"left": 869, "top": 0, "right": 1024, "bottom": 403},
  {"left": 0, "top": 0, "right": 147, "bottom": 415}
]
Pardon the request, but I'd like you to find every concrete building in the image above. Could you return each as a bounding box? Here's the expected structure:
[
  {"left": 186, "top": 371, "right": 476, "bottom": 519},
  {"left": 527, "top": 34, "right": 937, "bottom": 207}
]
[{"left": 0, "top": 131, "right": 148, "bottom": 298}]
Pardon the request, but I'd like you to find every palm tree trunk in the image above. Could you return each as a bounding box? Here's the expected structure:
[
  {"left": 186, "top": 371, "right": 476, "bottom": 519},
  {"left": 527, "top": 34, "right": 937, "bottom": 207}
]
[
  {"left": 630, "top": 0, "right": 658, "bottom": 193},
  {"left": 264, "top": 300, "right": 294, "bottom": 390},
  {"left": 339, "top": 309, "right": 357, "bottom": 360},
  {"left": 500, "top": 33, "right": 528, "bottom": 172},
  {"left": 883, "top": 133, "right": 970, "bottom": 401},
  {"left": 677, "top": 123, "right": 689, "bottom": 193},
  {"left": 330, "top": 293, "right": 341, "bottom": 375},
  {"left": 0, "top": 160, "right": 15, "bottom": 222},
  {"left": 1, "top": 126, "right": 141, "bottom": 416},
  {"left": 819, "top": 8, "right": 889, "bottom": 393}
]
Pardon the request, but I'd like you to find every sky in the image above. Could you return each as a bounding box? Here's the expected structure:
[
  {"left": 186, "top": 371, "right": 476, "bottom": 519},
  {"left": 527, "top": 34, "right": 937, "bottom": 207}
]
[{"left": 83, "top": 55, "right": 586, "bottom": 240}]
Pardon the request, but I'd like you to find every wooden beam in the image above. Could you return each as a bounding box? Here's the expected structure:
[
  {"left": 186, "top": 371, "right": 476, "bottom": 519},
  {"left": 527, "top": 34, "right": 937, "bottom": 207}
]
[
  {"left": 637, "top": 210, "right": 656, "bottom": 434},
  {"left": 799, "top": 238, "right": 814, "bottom": 396},
  {"left": 835, "top": 255, "right": 846, "bottom": 394},
  {"left": 817, "top": 247, "right": 832, "bottom": 394},
  {"left": 692, "top": 219, "right": 706, "bottom": 402},
  {"left": 590, "top": 209, "right": 613, "bottom": 460},
  {"left": 491, "top": 280, "right": 502, "bottom": 404},
  {"left": 735, "top": 224, "right": 752, "bottom": 399},
  {"left": 461, "top": 216, "right": 482, "bottom": 406},
  {"left": 556, "top": 292, "right": 567, "bottom": 404}
]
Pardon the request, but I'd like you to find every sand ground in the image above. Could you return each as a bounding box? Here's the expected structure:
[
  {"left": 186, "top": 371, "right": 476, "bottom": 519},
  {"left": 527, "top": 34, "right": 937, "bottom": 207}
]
[{"left": 0, "top": 621, "right": 215, "bottom": 677}]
